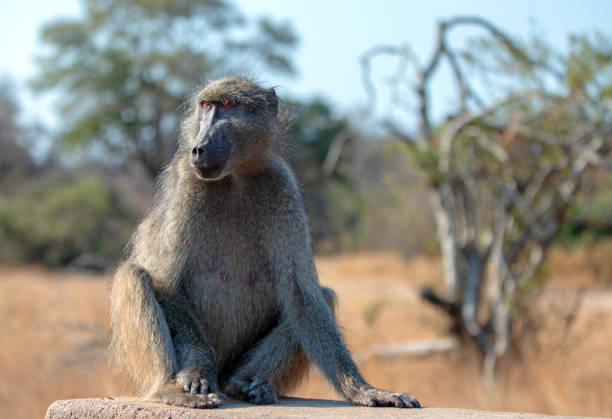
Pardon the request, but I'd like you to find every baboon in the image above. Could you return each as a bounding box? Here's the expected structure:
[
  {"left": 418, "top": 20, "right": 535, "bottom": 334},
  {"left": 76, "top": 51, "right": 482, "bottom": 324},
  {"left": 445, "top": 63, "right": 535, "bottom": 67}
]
[{"left": 110, "top": 77, "right": 420, "bottom": 409}]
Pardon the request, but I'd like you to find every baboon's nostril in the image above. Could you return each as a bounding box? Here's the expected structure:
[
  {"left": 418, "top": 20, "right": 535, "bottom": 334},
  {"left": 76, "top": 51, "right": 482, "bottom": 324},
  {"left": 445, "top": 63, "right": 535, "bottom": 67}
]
[{"left": 192, "top": 147, "right": 205, "bottom": 157}]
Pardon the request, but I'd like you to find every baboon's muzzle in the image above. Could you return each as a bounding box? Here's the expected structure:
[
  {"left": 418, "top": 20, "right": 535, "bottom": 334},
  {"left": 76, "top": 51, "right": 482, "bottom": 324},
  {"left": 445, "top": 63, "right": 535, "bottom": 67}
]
[{"left": 189, "top": 135, "right": 233, "bottom": 180}]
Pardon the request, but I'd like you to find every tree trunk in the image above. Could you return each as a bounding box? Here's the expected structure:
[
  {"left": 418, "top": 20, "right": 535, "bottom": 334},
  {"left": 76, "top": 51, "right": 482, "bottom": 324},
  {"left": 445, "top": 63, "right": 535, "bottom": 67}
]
[{"left": 430, "top": 186, "right": 459, "bottom": 299}]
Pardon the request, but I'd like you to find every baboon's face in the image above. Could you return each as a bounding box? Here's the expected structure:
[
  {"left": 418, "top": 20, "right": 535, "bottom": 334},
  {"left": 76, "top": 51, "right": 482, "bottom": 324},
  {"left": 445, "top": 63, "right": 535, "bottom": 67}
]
[
  {"left": 188, "top": 100, "right": 243, "bottom": 181},
  {"left": 187, "top": 82, "right": 277, "bottom": 181}
]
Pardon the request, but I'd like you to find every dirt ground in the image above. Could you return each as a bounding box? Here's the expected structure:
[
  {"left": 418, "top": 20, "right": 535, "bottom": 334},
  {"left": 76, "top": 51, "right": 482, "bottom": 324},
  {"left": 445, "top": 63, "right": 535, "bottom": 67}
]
[{"left": 1, "top": 244, "right": 611, "bottom": 418}]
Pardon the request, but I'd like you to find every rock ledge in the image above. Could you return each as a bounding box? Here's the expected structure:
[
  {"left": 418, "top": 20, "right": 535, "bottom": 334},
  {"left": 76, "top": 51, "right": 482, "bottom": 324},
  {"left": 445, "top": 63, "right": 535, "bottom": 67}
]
[{"left": 45, "top": 396, "right": 593, "bottom": 418}]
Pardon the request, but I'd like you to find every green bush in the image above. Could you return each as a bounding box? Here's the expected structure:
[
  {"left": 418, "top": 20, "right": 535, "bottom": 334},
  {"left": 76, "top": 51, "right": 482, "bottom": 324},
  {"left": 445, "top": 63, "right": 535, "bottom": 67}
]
[
  {"left": 0, "top": 174, "right": 133, "bottom": 266},
  {"left": 557, "top": 172, "right": 612, "bottom": 246}
]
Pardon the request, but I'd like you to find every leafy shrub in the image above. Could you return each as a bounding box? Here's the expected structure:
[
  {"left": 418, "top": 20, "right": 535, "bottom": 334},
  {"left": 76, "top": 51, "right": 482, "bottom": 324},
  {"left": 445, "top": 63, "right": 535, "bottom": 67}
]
[{"left": 0, "top": 173, "right": 133, "bottom": 266}]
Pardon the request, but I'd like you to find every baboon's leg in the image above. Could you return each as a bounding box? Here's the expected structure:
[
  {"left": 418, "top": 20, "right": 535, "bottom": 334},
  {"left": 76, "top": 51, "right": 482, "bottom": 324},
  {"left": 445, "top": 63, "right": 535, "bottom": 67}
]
[
  {"left": 110, "top": 264, "right": 221, "bottom": 408},
  {"left": 223, "top": 286, "right": 337, "bottom": 404},
  {"left": 110, "top": 264, "right": 177, "bottom": 396}
]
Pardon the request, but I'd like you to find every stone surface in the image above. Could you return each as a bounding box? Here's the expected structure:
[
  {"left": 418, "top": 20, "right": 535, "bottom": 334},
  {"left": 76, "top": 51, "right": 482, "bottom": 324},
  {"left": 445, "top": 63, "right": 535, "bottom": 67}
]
[{"left": 45, "top": 397, "right": 598, "bottom": 419}]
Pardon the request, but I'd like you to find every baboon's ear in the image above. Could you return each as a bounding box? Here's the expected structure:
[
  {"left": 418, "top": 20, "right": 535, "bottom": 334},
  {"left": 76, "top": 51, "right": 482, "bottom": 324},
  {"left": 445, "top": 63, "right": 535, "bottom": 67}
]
[{"left": 267, "top": 88, "right": 278, "bottom": 117}]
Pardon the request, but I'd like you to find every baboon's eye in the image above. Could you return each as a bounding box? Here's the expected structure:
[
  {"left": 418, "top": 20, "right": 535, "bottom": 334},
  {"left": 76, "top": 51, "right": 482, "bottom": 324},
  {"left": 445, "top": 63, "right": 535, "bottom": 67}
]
[
  {"left": 200, "top": 101, "right": 211, "bottom": 110},
  {"left": 220, "top": 99, "right": 233, "bottom": 109}
]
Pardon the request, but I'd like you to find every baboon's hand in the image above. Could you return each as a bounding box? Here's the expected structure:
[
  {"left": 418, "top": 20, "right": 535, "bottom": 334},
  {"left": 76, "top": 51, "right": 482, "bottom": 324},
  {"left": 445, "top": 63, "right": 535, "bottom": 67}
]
[
  {"left": 175, "top": 365, "right": 219, "bottom": 395},
  {"left": 349, "top": 387, "right": 421, "bottom": 408},
  {"left": 224, "top": 374, "right": 279, "bottom": 405}
]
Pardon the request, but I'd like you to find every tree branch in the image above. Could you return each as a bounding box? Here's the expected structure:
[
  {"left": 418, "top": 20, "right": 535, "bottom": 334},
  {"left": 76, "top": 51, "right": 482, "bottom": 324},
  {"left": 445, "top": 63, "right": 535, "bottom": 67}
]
[{"left": 321, "top": 129, "right": 353, "bottom": 176}]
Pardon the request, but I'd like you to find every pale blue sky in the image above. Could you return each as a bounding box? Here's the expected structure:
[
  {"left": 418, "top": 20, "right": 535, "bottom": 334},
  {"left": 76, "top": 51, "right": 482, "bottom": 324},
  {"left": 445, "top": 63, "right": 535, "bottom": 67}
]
[{"left": 1, "top": 0, "right": 611, "bottom": 129}]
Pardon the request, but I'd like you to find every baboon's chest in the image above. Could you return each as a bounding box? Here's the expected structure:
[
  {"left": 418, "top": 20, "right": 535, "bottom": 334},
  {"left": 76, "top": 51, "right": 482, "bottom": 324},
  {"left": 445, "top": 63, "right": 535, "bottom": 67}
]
[{"left": 182, "top": 211, "right": 279, "bottom": 362}]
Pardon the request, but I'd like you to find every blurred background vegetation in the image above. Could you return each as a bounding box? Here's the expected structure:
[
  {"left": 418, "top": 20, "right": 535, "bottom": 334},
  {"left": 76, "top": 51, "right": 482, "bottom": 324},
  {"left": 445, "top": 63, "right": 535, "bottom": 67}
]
[
  {"left": 1, "top": 1, "right": 609, "bottom": 268},
  {"left": 0, "top": 0, "right": 449, "bottom": 267}
]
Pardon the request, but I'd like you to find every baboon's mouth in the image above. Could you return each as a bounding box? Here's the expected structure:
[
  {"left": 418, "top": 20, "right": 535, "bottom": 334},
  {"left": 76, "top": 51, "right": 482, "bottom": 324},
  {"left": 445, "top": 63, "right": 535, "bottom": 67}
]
[{"left": 193, "top": 164, "right": 225, "bottom": 181}]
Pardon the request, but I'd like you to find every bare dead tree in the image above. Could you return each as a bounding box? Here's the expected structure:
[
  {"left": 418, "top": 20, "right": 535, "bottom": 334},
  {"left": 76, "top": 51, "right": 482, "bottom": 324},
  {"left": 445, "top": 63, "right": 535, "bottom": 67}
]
[{"left": 361, "top": 16, "right": 611, "bottom": 378}]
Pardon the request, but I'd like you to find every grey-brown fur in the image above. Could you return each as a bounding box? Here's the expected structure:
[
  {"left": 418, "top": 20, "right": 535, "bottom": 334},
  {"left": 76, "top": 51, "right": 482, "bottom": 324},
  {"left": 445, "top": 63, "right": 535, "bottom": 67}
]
[{"left": 110, "top": 76, "right": 420, "bottom": 409}]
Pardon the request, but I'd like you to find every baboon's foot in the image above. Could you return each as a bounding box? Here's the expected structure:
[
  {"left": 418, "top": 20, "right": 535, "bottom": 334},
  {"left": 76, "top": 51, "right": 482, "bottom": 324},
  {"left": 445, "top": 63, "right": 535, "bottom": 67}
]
[
  {"left": 224, "top": 374, "right": 279, "bottom": 405},
  {"left": 175, "top": 365, "right": 218, "bottom": 395},
  {"left": 154, "top": 386, "right": 224, "bottom": 409},
  {"left": 349, "top": 387, "right": 420, "bottom": 408}
]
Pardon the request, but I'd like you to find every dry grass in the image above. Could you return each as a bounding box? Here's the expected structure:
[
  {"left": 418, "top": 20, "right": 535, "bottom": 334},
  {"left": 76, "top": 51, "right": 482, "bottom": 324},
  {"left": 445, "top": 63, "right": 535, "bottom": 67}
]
[
  {"left": 294, "top": 246, "right": 612, "bottom": 417},
  {"left": 0, "top": 244, "right": 611, "bottom": 418},
  {"left": 0, "top": 266, "right": 111, "bottom": 418}
]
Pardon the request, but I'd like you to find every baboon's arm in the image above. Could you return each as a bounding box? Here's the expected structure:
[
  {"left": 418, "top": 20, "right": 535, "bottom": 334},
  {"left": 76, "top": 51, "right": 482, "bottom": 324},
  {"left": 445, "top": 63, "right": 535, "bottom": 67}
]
[
  {"left": 270, "top": 198, "right": 370, "bottom": 401},
  {"left": 157, "top": 293, "right": 219, "bottom": 388},
  {"left": 273, "top": 199, "right": 419, "bottom": 408},
  {"left": 275, "top": 255, "right": 371, "bottom": 402}
]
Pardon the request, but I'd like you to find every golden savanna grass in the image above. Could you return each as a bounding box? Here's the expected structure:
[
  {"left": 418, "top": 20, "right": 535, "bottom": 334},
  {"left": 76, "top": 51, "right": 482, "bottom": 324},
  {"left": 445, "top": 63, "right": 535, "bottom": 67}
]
[{"left": 0, "top": 243, "right": 611, "bottom": 418}]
